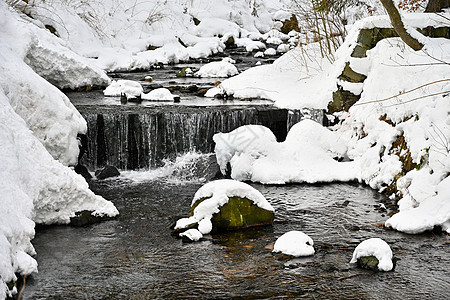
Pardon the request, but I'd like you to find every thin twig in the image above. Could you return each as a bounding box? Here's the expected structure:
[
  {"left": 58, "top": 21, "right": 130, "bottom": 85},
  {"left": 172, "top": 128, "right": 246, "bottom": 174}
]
[
  {"left": 384, "top": 90, "right": 450, "bottom": 107},
  {"left": 354, "top": 78, "right": 450, "bottom": 106},
  {"left": 18, "top": 275, "right": 26, "bottom": 300}
]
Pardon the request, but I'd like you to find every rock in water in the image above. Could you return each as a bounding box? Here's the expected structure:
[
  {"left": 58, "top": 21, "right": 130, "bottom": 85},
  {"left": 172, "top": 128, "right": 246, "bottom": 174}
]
[
  {"left": 95, "top": 165, "right": 120, "bottom": 180},
  {"left": 350, "top": 238, "right": 394, "bottom": 271},
  {"left": 74, "top": 164, "right": 92, "bottom": 181},
  {"left": 173, "top": 179, "right": 274, "bottom": 237},
  {"left": 191, "top": 196, "right": 274, "bottom": 232},
  {"left": 272, "top": 231, "right": 315, "bottom": 257}
]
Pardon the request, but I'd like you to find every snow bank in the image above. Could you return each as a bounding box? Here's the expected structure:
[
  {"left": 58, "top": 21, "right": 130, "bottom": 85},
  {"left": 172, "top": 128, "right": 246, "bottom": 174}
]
[
  {"left": 214, "top": 120, "right": 358, "bottom": 184},
  {"left": 350, "top": 238, "right": 393, "bottom": 271},
  {"left": 196, "top": 59, "right": 239, "bottom": 78},
  {"left": 175, "top": 179, "right": 274, "bottom": 234},
  {"left": 0, "top": 3, "right": 119, "bottom": 297},
  {"left": 0, "top": 2, "right": 93, "bottom": 166},
  {"left": 273, "top": 231, "right": 315, "bottom": 257},
  {"left": 0, "top": 85, "right": 118, "bottom": 298},
  {"left": 385, "top": 176, "right": 450, "bottom": 234},
  {"left": 220, "top": 42, "right": 334, "bottom": 108}
]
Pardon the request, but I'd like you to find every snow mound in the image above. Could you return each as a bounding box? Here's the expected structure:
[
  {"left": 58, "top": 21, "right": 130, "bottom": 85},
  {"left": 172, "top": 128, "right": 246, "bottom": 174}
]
[
  {"left": 385, "top": 176, "right": 450, "bottom": 234},
  {"left": 273, "top": 231, "right": 315, "bottom": 257},
  {"left": 196, "top": 60, "right": 239, "bottom": 78},
  {"left": 350, "top": 238, "right": 393, "bottom": 271},
  {"left": 175, "top": 179, "right": 274, "bottom": 233},
  {"left": 104, "top": 80, "right": 143, "bottom": 98},
  {"left": 264, "top": 48, "right": 277, "bottom": 56},
  {"left": 214, "top": 120, "right": 358, "bottom": 184},
  {"left": 142, "top": 88, "right": 174, "bottom": 101},
  {"left": 213, "top": 125, "right": 277, "bottom": 175}
]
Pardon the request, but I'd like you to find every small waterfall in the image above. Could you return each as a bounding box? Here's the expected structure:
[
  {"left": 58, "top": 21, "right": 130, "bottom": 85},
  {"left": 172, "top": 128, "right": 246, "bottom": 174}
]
[{"left": 79, "top": 105, "right": 325, "bottom": 170}]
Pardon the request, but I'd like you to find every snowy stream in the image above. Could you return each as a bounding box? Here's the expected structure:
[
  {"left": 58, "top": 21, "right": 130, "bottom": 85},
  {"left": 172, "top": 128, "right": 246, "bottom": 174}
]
[
  {"left": 25, "top": 162, "right": 449, "bottom": 299},
  {"left": 23, "top": 48, "right": 449, "bottom": 299}
]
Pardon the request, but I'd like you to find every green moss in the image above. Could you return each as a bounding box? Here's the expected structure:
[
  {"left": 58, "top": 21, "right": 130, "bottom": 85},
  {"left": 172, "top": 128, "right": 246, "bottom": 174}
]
[
  {"left": 224, "top": 36, "right": 236, "bottom": 49},
  {"left": 176, "top": 66, "right": 192, "bottom": 77},
  {"left": 357, "top": 256, "right": 380, "bottom": 271},
  {"left": 338, "top": 62, "right": 367, "bottom": 83},
  {"left": 328, "top": 85, "right": 361, "bottom": 114},
  {"left": 190, "top": 196, "right": 274, "bottom": 232}
]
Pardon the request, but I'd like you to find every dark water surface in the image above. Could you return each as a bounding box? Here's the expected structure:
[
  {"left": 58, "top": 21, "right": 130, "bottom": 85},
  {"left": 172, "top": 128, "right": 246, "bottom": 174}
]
[{"left": 24, "top": 172, "right": 449, "bottom": 299}]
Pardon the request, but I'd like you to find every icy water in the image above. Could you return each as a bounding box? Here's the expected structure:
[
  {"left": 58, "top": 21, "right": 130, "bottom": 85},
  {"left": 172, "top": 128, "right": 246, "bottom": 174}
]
[{"left": 24, "top": 155, "right": 449, "bottom": 299}]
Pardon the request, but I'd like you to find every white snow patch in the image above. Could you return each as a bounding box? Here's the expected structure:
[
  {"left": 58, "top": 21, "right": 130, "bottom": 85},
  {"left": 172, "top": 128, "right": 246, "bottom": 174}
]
[
  {"left": 273, "top": 231, "right": 315, "bottom": 257},
  {"left": 350, "top": 238, "right": 393, "bottom": 271}
]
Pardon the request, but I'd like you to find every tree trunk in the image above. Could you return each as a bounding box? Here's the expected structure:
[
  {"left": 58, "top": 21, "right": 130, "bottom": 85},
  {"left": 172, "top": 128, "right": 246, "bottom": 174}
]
[
  {"left": 380, "top": 0, "right": 424, "bottom": 51},
  {"left": 425, "top": 0, "right": 450, "bottom": 12}
]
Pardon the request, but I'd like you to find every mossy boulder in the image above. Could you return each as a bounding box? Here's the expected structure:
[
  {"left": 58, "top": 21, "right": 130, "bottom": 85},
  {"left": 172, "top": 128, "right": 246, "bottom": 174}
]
[
  {"left": 357, "top": 255, "right": 380, "bottom": 271},
  {"left": 189, "top": 196, "right": 274, "bottom": 232}
]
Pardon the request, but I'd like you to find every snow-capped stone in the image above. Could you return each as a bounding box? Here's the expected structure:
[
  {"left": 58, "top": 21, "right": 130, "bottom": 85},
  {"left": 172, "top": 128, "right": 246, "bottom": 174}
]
[
  {"left": 104, "top": 80, "right": 143, "bottom": 98},
  {"left": 195, "top": 60, "right": 238, "bottom": 78},
  {"left": 350, "top": 238, "right": 394, "bottom": 271},
  {"left": 179, "top": 229, "right": 203, "bottom": 242},
  {"left": 264, "top": 48, "right": 277, "bottom": 56},
  {"left": 273, "top": 231, "right": 315, "bottom": 257},
  {"left": 254, "top": 51, "right": 264, "bottom": 58},
  {"left": 142, "top": 88, "right": 174, "bottom": 101},
  {"left": 174, "top": 179, "right": 274, "bottom": 235}
]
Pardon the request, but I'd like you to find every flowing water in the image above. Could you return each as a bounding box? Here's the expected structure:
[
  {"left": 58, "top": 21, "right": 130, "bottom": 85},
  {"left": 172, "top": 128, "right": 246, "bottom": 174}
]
[{"left": 24, "top": 153, "right": 449, "bottom": 299}]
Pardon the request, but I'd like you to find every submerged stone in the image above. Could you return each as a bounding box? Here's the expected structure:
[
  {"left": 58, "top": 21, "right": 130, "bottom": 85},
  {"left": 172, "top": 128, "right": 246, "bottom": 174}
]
[
  {"left": 95, "top": 165, "right": 120, "bottom": 180},
  {"left": 70, "top": 210, "right": 110, "bottom": 226},
  {"left": 190, "top": 196, "right": 275, "bottom": 232}
]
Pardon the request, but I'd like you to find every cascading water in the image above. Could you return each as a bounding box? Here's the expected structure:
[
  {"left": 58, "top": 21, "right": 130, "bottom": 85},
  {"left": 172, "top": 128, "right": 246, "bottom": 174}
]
[{"left": 78, "top": 104, "right": 325, "bottom": 170}]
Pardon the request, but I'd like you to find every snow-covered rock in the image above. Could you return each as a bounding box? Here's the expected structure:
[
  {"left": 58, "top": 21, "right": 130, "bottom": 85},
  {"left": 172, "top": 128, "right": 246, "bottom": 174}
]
[
  {"left": 214, "top": 120, "right": 358, "bottom": 184},
  {"left": 174, "top": 179, "right": 274, "bottom": 236},
  {"left": 350, "top": 238, "right": 394, "bottom": 271},
  {"left": 104, "top": 80, "right": 143, "bottom": 98},
  {"left": 273, "top": 231, "right": 315, "bottom": 257},
  {"left": 179, "top": 229, "right": 203, "bottom": 242},
  {"left": 196, "top": 59, "right": 239, "bottom": 78},
  {"left": 264, "top": 48, "right": 277, "bottom": 56},
  {"left": 142, "top": 88, "right": 174, "bottom": 101}
]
